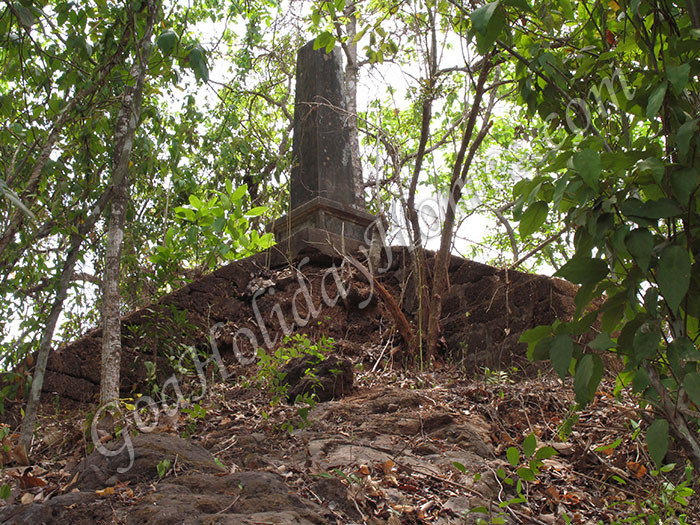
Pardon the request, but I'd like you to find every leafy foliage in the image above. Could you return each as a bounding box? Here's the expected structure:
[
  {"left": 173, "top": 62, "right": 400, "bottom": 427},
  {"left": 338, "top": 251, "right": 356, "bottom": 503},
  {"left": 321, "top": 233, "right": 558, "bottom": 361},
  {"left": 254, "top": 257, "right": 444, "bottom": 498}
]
[
  {"left": 508, "top": 0, "right": 700, "bottom": 468},
  {"left": 255, "top": 334, "right": 335, "bottom": 431}
]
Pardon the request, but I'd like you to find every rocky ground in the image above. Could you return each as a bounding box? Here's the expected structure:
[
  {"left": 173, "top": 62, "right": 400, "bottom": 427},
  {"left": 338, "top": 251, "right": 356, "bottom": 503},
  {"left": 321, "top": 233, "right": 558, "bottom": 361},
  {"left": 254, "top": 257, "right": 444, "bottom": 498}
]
[
  {"left": 1, "top": 248, "right": 698, "bottom": 523},
  {"left": 2, "top": 363, "right": 697, "bottom": 524}
]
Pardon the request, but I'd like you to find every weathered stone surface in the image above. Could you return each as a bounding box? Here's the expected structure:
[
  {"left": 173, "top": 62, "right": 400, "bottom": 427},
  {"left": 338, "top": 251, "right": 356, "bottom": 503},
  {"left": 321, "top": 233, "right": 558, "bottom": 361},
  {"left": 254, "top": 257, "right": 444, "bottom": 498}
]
[
  {"left": 0, "top": 471, "right": 331, "bottom": 525},
  {"left": 7, "top": 245, "right": 583, "bottom": 408},
  {"left": 126, "top": 471, "right": 330, "bottom": 525},
  {"left": 0, "top": 492, "right": 103, "bottom": 525},
  {"left": 281, "top": 354, "right": 353, "bottom": 402},
  {"left": 270, "top": 40, "right": 375, "bottom": 263},
  {"left": 289, "top": 41, "right": 360, "bottom": 211},
  {"left": 75, "top": 432, "right": 226, "bottom": 490}
]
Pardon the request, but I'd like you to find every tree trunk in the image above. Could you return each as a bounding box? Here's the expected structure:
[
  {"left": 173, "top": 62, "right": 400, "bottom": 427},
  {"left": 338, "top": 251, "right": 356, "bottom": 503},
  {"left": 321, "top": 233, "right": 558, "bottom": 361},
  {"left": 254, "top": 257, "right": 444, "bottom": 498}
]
[
  {"left": 100, "top": 1, "right": 157, "bottom": 407},
  {"left": 404, "top": 8, "right": 438, "bottom": 362},
  {"left": 18, "top": 182, "right": 117, "bottom": 448},
  {"left": 341, "top": 2, "right": 364, "bottom": 207},
  {"left": 425, "top": 57, "right": 494, "bottom": 361}
]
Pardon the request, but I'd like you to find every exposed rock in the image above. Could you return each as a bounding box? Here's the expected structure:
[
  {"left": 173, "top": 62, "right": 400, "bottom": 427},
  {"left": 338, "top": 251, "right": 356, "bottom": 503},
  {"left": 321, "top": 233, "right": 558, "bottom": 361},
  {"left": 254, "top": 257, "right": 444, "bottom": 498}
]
[
  {"left": 281, "top": 354, "right": 353, "bottom": 402},
  {"left": 75, "top": 432, "right": 225, "bottom": 490},
  {"left": 126, "top": 471, "right": 329, "bottom": 525},
  {"left": 0, "top": 492, "right": 104, "bottom": 525}
]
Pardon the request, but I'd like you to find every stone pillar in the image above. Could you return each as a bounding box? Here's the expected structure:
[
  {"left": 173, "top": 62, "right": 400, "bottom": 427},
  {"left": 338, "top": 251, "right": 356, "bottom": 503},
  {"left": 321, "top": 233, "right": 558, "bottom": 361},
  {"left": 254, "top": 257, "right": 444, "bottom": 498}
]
[{"left": 270, "top": 40, "right": 374, "bottom": 265}]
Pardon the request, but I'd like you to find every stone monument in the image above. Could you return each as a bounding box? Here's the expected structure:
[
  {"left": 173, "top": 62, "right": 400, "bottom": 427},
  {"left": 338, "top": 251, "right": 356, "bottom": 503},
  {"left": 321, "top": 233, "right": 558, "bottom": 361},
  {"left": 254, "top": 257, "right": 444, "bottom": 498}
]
[{"left": 269, "top": 40, "right": 374, "bottom": 265}]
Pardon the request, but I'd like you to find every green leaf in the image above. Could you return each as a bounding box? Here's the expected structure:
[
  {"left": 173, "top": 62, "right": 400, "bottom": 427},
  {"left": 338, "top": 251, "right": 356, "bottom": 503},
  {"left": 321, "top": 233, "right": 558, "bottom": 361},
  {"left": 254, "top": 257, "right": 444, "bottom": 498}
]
[
  {"left": 646, "top": 81, "right": 667, "bottom": 118},
  {"left": 667, "top": 64, "right": 690, "bottom": 94},
  {"left": 471, "top": 1, "right": 499, "bottom": 33},
  {"left": 520, "top": 324, "right": 552, "bottom": 344},
  {"left": 157, "top": 458, "right": 171, "bottom": 478},
  {"left": 519, "top": 200, "right": 548, "bottom": 237},
  {"left": 573, "top": 149, "right": 601, "bottom": 191},
  {"left": 0, "top": 484, "right": 10, "bottom": 500},
  {"left": 625, "top": 228, "right": 654, "bottom": 272},
  {"left": 230, "top": 184, "right": 247, "bottom": 201},
  {"left": 670, "top": 167, "right": 698, "bottom": 204},
  {"left": 506, "top": 446, "right": 520, "bottom": 467},
  {"left": 683, "top": 372, "right": 700, "bottom": 406},
  {"left": 157, "top": 30, "right": 178, "bottom": 55},
  {"left": 555, "top": 256, "right": 608, "bottom": 285},
  {"left": 595, "top": 438, "right": 623, "bottom": 453},
  {"left": 657, "top": 245, "right": 691, "bottom": 312},
  {"left": 636, "top": 157, "right": 666, "bottom": 182},
  {"left": 516, "top": 467, "right": 536, "bottom": 481},
  {"left": 314, "top": 31, "right": 335, "bottom": 51},
  {"left": 535, "top": 446, "right": 558, "bottom": 460},
  {"left": 620, "top": 198, "right": 682, "bottom": 220},
  {"left": 646, "top": 419, "right": 669, "bottom": 467},
  {"left": 676, "top": 119, "right": 699, "bottom": 163},
  {"left": 669, "top": 337, "right": 699, "bottom": 361},
  {"left": 589, "top": 332, "right": 616, "bottom": 351},
  {"left": 574, "top": 354, "right": 593, "bottom": 405},
  {"left": 633, "top": 324, "right": 661, "bottom": 361},
  {"left": 550, "top": 334, "right": 573, "bottom": 380},
  {"left": 453, "top": 461, "right": 467, "bottom": 473},
  {"left": 188, "top": 194, "right": 203, "bottom": 209},
  {"left": 188, "top": 45, "right": 209, "bottom": 82},
  {"left": 523, "top": 433, "right": 536, "bottom": 458},
  {"left": 0, "top": 178, "right": 36, "bottom": 222},
  {"left": 245, "top": 206, "right": 266, "bottom": 217},
  {"left": 632, "top": 367, "right": 650, "bottom": 393},
  {"left": 15, "top": 4, "right": 36, "bottom": 27},
  {"left": 531, "top": 337, "right": 552, "bottom": 361},
  {"left": 474, "top": 7, "right": 506, "bottom": 53}
]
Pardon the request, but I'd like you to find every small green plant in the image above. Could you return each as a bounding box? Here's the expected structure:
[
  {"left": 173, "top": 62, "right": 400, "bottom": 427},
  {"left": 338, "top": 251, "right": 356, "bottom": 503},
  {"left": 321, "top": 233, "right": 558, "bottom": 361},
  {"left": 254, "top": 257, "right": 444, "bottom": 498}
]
[
  {"left": 0, "top": 424, "right": 10, "bottom": 500},
  {"left": 144, "top": 360, "right": 159, "bottom": 396},
  {"left": 157, "top": 458, "right": 171, "bottom": 479},
  {"left": 482, "top": 366, "right": 518, "bottom": 385},
  {"left": 180, "top": 402, "right": 207, "bottom": 438},
  {"left": 460, "top": 433, "right": 558, "bottom": 524},
  {"left": 606, "top": 462, "right": 696, "bottom": 524},
  {"left": 256, "top": 334, "right": 334, "bottom": 432}
]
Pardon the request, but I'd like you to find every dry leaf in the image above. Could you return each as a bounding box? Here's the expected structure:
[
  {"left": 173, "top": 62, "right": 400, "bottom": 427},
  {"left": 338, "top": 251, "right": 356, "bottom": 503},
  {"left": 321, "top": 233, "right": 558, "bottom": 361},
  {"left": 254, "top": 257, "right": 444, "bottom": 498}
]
[
  {"left": 96, "top": 486, "right": 116, "bottom": 497},
  {"left": 626, "top": 461, "right": 647, "bottom": 479},
  {"left": 380, "top": 459, "right": 395, "bottom": 476},
  {"left": 9, "top": 469, "right": 47, "bottom": 489},
  {"left": 357, "top": 464, "right": 370, "bottom": 476},
  {"left": 552, "top": 442, "right": 575, "bottom": 455},
  {"left": 543, "top": 485, "right": 561, "bottom": 501},
  {"left": 20, "top": 492, "right": 34, "bottom": 505},
  {"left": 42, "top": 430, "right": 64, "bottom": 448},
  {"left": 12, "top": 444, "right": 29, "bottom": 466},
  {"left": 0, "top": 438, "right": 29, "bottom": 466}
]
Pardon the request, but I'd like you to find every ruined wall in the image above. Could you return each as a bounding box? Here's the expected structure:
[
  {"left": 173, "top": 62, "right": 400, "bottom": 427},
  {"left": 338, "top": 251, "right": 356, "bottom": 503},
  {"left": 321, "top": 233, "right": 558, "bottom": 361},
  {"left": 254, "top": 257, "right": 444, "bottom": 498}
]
[{"left": 17, "top": 246, "right": 578, "bottom": 404}]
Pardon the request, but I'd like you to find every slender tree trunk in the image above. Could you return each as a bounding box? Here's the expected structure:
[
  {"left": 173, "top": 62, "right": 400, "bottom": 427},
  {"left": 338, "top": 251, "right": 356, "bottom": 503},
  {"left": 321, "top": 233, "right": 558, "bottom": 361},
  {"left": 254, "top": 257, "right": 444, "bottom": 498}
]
[
  {"left": 19, "top": 187, "right": 115, "bottom": 447},
  {"left": 18, "top": 234, "right": 84, "bottom": 447},
  {"left": 404, "top": 9, "right": 438, "bottom": 361},
  {"left": 100, "top": 1, "right": 157, "bottom": 406},
  {"left": 425, "top": 57, "right": 494, "bottom": 361},
  {"left": 341, "top": 2, "right": 364, "bottom": 207}
]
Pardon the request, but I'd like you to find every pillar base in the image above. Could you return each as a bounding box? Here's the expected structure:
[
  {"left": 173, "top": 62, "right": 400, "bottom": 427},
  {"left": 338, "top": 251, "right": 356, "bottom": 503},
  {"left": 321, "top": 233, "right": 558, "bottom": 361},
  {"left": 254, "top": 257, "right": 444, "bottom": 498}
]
[{"left": 268, "top": 197, "right": 375, "bottom": 268}]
